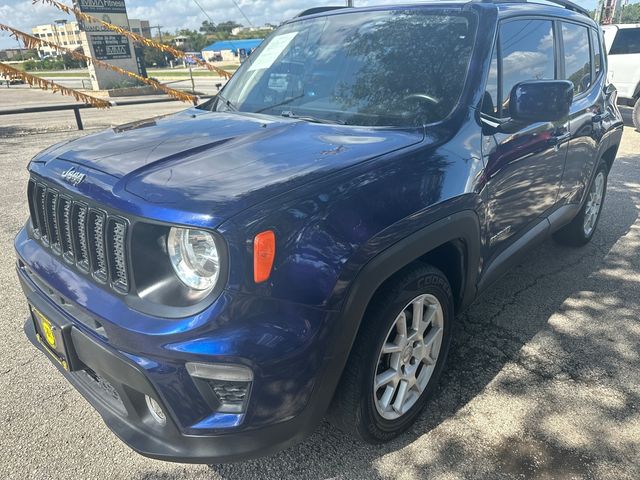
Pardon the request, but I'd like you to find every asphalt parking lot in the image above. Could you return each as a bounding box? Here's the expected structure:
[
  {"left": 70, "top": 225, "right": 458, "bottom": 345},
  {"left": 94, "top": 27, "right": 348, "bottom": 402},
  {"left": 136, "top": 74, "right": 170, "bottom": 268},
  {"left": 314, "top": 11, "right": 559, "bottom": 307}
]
[{"left": 0, "top": 97, "right": 639, "bottom": 479}]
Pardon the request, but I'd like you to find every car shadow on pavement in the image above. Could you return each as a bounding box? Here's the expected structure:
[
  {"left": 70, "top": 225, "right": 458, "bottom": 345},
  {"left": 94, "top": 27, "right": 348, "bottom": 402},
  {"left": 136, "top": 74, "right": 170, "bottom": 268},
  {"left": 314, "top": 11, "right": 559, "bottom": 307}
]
[{"left": 136, "top": 152, "right": 640, "bottom": 480}]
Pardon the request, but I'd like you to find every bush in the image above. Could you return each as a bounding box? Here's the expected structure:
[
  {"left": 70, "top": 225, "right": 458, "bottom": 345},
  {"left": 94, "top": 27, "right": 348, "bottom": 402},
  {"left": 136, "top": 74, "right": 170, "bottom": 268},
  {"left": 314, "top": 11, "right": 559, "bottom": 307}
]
[{"left": 23, "top": 54, "right": 84, "bottom": 71}]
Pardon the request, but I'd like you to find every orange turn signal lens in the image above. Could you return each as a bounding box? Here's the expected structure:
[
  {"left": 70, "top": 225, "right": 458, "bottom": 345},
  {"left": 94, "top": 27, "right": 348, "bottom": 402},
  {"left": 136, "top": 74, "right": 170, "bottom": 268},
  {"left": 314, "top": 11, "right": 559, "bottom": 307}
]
[{"left": 253, "top": 230, "right": 276, "bottom": 283}]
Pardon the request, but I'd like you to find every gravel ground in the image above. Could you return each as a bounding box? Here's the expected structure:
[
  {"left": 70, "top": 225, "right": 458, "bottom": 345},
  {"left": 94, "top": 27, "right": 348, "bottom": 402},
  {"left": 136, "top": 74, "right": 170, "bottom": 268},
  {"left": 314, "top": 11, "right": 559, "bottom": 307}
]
[{"left": 0, "top": 106, "right": 639, "bottom": 479}]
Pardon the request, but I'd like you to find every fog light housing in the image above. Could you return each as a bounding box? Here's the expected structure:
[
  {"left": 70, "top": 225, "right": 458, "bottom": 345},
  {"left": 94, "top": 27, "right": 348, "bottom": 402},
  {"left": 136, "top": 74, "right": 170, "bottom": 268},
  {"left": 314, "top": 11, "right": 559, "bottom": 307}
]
[
  {"left": 145, "top": 395, "right": 166, "bottom": 425},
  {"left": 187, "top": 362, "right": 253, "bottom": 414}
]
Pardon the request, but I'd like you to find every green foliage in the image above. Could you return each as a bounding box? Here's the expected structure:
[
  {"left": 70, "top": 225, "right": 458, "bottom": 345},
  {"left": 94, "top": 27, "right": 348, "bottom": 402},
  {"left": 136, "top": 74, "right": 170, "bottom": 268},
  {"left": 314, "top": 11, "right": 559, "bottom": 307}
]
[
  {"left": 142, "top": 45, "right": 172, "bottom": 67},
  {"left": 174, "top": 29, "right": 210, "bottom": 51},
  {"left": 234, "top": 29, "right": 273, "bottom": 39},
  {"left": 216, "top": 21, "right": 242, "bottom": 33},
  {"left": 107, "top": 78, "right": 142, "bottom": 90},
  {"left": 23, "top": 54, "right": 83, "bottom": 71},
  {"left": 199, "top": 21, "right": 216, "bottom": 34},
  {"left": 166, "top": 21, "right": 272, "bottom": 53},
  {"left": 621, "top": 3, "right": 640, "bottom": 23}
]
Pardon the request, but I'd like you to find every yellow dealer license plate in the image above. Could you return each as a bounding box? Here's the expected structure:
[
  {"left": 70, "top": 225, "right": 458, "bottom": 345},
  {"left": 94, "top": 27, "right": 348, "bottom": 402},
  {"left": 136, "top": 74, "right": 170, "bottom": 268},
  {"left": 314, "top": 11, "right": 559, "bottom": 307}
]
[{"left": 31, "top": 306, "right": 70, "bottom": 371}]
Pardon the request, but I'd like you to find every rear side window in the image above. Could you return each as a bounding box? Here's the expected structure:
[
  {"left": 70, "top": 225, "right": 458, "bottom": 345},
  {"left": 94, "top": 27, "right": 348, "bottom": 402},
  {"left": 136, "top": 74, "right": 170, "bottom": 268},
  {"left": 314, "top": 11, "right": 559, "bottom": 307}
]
[
  {"left": 609, "top": 27, "right": 640, "bottom": 54},
  {"left": 562, "top": 23, "right": 591, "bottom": 95},
  {"left": 592, "top": 29, "right": 602, "bottom": 77}
]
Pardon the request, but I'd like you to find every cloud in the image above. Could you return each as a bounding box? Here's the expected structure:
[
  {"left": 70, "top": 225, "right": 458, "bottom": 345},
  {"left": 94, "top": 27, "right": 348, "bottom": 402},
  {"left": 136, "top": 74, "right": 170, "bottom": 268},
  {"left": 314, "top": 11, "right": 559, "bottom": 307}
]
[
  {"left": 0, "top": 0, "right": 396, "bottom": 49},
  {"left": 0, "top": 0, "right": 603, "bottom": 50}
]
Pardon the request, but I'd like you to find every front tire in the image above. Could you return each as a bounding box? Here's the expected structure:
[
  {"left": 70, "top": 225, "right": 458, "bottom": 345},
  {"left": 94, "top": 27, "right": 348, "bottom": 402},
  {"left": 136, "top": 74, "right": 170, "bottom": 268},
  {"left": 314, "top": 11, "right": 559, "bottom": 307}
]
[
  {"left": 328, "top": 264, "right": 454, "bottom": 443},
  {"left": 553, "top": 161, "right": 608, "bottom": 247},
  {"left": 633, "top": 98, "right": 640, "bottom": 131}
]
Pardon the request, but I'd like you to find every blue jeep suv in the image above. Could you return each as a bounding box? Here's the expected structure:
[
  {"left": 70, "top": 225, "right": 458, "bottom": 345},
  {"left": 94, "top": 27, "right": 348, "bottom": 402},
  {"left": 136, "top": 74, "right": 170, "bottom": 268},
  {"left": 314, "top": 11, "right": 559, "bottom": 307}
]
[{"left": 15, "top": 0, "right": 624, "bottom": 463}]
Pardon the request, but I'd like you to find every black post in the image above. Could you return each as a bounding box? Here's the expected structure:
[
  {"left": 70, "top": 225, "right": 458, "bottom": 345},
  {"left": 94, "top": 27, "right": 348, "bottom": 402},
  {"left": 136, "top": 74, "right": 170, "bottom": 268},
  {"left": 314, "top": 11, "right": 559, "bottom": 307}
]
[{"left": 73, "top": 108, "right": 84, "bottom": 130}]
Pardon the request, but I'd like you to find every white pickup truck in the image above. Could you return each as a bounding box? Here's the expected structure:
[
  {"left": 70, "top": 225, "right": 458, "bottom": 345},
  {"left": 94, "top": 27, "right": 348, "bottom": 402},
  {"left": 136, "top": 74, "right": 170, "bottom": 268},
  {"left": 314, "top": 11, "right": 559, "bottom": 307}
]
[{"left": 603, "top": 24, "right": 640, "bottom": 129}]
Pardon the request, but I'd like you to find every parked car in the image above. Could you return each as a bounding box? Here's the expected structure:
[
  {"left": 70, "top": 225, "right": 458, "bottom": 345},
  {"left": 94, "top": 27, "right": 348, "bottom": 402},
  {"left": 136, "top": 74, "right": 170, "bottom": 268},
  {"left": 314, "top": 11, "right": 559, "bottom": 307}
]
[
  {"left": 15, "top": 0, "right": 623, "bottom": 463},
  {"left": 602, "top": 23, "right": 640, "bottom": 129},
  {"left": 0, "top": 74, "right": 26, "bottom": 85}
]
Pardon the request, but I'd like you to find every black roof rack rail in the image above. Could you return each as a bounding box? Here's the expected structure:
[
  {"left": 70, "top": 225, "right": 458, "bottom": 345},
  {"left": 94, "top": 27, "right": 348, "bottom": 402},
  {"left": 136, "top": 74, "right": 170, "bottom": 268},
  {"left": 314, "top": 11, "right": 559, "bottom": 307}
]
[
  {"left": 482, "top": 0, "right": 590, "bottom": 17},
  {"left": 295, "top": 6, "right": 349, "bottom": 18}
]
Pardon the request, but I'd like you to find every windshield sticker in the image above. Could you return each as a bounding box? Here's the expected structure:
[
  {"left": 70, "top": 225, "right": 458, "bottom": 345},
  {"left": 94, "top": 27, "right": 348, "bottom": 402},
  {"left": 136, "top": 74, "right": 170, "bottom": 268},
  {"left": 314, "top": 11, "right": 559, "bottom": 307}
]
[{"left": 248, "top": 32, "right": 298, "bottom": 71}]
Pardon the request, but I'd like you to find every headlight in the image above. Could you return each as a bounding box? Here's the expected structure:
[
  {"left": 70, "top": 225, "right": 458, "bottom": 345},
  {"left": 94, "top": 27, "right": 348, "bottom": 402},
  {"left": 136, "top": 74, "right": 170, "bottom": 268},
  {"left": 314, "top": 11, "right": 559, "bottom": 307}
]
[{"left": 167, "top": 227, "right": 220, "bottom": 291}]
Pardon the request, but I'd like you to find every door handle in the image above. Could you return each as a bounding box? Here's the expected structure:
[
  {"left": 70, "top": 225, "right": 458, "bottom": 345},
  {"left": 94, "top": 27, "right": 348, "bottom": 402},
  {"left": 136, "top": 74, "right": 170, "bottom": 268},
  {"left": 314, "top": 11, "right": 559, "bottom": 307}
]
[{"left": 548, "top": 133, "right": 571, "bottom": 146}]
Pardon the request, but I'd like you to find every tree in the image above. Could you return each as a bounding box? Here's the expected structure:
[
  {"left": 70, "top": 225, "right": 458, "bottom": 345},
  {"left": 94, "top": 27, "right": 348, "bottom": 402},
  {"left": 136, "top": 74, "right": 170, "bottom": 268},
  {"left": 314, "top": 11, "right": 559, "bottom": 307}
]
[
  {"left": 175, "top": 29, "right": 210, "bottom": 51},
  {"left": 200, "top": 20, "right": 216, "bottom": 34},
  {"left": 142, "top": 45, "right": 172, "bottom": 67},
  {"left": 621, "top": 3, "right": 640, "bottom": 23},
  {"left": 216, "top": 21, "right": 242, "bottom": 34}
]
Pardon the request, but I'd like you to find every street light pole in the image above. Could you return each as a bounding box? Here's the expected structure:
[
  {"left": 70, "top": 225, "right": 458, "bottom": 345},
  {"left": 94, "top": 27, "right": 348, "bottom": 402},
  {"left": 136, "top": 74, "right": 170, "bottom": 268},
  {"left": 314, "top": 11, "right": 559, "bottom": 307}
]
[{"left": 347, "top": 0, "right": 354, "bottom": 6}]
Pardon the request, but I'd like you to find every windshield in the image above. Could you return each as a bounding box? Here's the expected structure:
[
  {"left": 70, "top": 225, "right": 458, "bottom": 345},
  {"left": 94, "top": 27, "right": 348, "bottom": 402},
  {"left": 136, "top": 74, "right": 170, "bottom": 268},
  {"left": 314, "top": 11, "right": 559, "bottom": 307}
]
[{"left": 208, "top": 9, "right": 477, "bottom": 127}]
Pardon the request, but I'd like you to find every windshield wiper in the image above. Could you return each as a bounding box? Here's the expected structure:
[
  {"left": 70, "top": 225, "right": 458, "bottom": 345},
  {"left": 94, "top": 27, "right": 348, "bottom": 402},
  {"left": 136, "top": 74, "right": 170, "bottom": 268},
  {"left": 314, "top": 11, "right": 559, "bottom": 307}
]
[
  {"left": 216, "top": 93, "right": 237, "bottom": 112},
  {"left": 281, "top": 111, "right": 345, "bottom": 125},
  {"left": 254, "top": 94, "right": 306, "bottom": 114}
]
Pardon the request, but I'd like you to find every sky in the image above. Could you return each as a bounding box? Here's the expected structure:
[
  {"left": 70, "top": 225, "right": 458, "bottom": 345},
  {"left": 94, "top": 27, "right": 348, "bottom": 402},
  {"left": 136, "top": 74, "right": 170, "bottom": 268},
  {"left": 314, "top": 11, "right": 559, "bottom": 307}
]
[{"left": 0, "top": 0, "right": 606, "bottom": 50}]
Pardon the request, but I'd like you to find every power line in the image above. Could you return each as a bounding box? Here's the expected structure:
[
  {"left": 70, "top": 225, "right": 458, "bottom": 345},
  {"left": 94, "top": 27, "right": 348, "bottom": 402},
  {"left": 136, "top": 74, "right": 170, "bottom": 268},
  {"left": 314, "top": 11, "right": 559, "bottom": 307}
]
[
  {"left": 190, "top": 0, "right": 239, "bottom": 54},
  {"left": 193, "top": 0, "right": 216, "bottom": 25},
  {"left": 229, "top": 0, "right": 254, "bottom": 27}
]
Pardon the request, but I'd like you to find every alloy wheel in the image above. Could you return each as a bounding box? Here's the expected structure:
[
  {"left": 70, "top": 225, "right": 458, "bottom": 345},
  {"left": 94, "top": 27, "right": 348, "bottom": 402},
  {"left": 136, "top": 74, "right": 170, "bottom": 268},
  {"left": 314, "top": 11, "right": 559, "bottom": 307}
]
[
  {"left": 373, "top": 294, "right": 444, "bottom": 420},
  {"left": 583, "top": 171, "right": 605, "bottom": 237}
]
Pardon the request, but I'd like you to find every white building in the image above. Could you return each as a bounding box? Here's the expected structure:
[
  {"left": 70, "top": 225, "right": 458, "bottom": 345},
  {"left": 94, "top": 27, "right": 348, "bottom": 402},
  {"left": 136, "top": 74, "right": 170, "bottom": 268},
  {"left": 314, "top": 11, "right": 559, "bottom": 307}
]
[
  {"left": 32, "top": 20, "right": 82, "bottom": 57},
  {"left": 32, "top": 18, "right": 151, "bottom": 58}
]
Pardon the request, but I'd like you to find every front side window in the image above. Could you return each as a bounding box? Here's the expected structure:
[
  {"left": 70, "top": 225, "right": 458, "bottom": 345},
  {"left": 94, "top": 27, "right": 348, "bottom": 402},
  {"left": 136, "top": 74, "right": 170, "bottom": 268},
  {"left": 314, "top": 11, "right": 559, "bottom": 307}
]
[
  {"left": 609, "top": 27, "right": 640, "bottom": 55},
  {"left": 212, "top": 10, "right": 477, "bottom": 127},
  {"left": 482, "top": 46, "right": 499, "bottom": 116},
  {"left": 484, "top": 19, "right": 555, "bottom": 119},
  {"left": 500, "top": 19, "right": 556, "bottom": 115},
  {"left": 562, "top": 22, "right": 592, "bottom": 95}
]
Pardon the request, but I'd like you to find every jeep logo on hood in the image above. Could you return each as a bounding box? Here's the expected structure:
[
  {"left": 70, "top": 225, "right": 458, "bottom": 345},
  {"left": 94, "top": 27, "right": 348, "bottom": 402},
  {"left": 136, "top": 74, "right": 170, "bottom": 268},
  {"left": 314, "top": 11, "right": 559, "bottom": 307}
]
[{"left": 61, "top": 168, "right": 86, "bottom": 186}]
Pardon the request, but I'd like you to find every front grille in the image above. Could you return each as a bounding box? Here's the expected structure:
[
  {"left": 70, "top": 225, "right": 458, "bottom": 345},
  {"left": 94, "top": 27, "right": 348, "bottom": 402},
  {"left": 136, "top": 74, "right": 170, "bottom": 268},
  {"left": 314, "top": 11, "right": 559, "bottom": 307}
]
[{"left": 27, "top": 178, "right": 130, "bottom": 294}]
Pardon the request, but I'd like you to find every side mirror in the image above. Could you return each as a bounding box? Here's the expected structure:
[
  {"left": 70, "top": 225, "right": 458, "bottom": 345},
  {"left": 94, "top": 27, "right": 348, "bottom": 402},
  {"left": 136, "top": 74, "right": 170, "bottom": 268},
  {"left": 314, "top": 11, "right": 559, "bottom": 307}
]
[{"left": 509, "top": 80, "right": 574, "bottom": 123}]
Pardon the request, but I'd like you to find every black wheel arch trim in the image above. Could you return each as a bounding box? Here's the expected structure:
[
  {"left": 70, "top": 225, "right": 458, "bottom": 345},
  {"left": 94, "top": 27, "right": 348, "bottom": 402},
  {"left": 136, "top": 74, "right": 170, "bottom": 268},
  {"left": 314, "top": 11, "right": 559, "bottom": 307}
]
[
  {"left": 314, "top": 210, "right": 481, "bottom": 414},
  {"left": 337, "top": 210, "right": 481, "bottom": 338}
]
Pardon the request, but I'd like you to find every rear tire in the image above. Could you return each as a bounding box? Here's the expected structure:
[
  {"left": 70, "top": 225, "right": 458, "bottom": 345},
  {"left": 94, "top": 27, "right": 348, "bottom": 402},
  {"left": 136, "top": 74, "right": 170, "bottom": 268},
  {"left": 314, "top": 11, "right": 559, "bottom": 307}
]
[
  {"left": 553, "top": 161, "right": 608, "bottom": 247},
  {"left": 633, "top": 98, "right": 640, "bottom": 131},
  {"left": 328, "top": 264, "right": 454, "bottom": 443}
]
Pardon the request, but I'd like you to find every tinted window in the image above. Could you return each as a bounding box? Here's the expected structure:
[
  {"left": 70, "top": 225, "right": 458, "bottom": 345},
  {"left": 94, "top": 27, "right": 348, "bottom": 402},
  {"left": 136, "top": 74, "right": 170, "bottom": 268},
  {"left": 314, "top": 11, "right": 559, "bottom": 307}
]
[
  {"left": 482, "top": 46, "right": 499, "bottom": 116},
  {"left": 562, "top": 23, "right": 592, "bottom": 95},
  {"left": 213, "top": 11, "right": 477, "bottom": 127},
  {"left": 592, "top": 29, "right": 602, "bottom": 77},
  {"left": 609, "top": 27, "right": 640, "bottom": 54},
  {"left": 500, "top": 20, "right": 555, "bottom": 113}
]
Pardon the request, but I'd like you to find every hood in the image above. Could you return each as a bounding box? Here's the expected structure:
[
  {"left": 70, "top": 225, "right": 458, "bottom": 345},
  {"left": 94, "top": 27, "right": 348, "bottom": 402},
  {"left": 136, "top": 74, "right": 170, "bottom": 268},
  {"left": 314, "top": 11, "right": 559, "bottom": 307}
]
[{"left": 33, "top": 109, "right": 424, "bottom": 226}]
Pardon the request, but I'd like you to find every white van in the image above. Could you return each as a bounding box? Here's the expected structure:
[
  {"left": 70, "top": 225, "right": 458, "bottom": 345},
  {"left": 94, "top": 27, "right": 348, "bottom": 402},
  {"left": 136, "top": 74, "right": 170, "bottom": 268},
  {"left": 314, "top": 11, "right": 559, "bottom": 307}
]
[{"left": 603, "top": 24, "right": 640, "bottom": 129}]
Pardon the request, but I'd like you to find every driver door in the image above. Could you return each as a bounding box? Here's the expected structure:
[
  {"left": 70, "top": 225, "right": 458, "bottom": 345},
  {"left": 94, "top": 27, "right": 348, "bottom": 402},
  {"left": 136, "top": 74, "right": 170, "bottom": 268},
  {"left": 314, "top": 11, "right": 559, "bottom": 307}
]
[{"left": 481, "top": 18, "right": 568, "bottom": 261}]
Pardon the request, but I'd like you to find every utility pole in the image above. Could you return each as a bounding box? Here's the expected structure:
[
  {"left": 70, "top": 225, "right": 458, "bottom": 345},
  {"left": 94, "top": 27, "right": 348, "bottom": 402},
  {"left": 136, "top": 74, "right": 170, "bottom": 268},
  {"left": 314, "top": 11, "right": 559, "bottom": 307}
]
[
  {"left": 347, "top": 0, "right": 354, "bottom": 6},
  {"left": 152, "top": 25, "right": 165, "bottom": 44},
  {"left": 152, "top": 25, "right": 170, "bottom": 67}
]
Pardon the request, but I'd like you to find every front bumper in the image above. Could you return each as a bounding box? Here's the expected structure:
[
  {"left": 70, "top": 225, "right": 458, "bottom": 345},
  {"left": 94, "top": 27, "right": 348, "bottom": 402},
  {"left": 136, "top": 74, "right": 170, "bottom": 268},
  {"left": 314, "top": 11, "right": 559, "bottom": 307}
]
[
  {"left": 23, "top": 319, "right": 318, "bottom": 463},
  {"left": 16, "top": 227, "right": 342, "bottom": 463}
]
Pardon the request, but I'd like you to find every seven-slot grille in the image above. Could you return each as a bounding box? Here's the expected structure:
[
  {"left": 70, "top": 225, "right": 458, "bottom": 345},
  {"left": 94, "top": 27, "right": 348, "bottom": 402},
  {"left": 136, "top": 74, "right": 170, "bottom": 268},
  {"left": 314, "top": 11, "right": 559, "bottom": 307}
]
[{"left": 27, "top": 179, "right": 130, "bottom": 294}]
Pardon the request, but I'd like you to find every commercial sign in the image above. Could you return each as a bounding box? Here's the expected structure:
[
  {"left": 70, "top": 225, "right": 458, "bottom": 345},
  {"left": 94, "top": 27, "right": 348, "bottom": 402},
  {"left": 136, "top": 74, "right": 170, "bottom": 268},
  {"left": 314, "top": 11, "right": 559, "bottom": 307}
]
[
  {"left": 73, "top": 0, "right": 130, "bottom": 32},
  {"left": 73, "top": 0, "right": 142, "bottom": 90},
  {"left": 75, "top": 0, "right": 127, "bottom": 14},
  {"left": 92, "top": 34, "right": 132, "bottom": 60}
]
